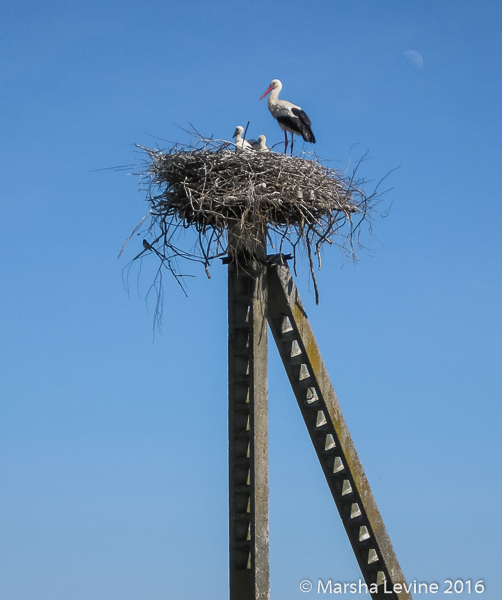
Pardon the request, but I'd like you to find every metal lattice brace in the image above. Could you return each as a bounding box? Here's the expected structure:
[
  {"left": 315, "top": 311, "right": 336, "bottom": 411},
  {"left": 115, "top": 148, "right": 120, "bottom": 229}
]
[
  {"left": 228, "top": 258, "right": 270, "bottom": 600},
  {"left": 267, "top": 259, "right": 412, "bottom": 600}
]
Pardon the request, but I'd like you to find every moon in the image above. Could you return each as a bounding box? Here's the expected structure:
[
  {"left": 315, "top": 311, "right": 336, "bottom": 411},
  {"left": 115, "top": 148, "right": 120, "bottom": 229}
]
[{"left": 403, "top": 50, "right": 424, "bottom": 69}]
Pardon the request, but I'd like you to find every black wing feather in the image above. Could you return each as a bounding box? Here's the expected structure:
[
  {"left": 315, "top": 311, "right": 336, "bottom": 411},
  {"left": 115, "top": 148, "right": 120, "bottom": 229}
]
[
  {"left": 277, "top": 116, "right": 303, "bottom": 136},
  {"left": 291, "top": 108, "right": 316, "bottom": 143}
]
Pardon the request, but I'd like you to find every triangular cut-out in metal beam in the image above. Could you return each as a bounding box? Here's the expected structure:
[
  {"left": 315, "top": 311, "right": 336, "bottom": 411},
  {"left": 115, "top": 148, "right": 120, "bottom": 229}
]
[
  {"left": 267, "top": 261, "right": 413, "bottom": 600},
  {"left": 333, "top": 456, "right": 344, "bottom": 473},
  {"left": 299, "top": 364, "right": 310, "bottom": 380},
  {"left": 306, "top": 387, "right": 318, "bottom": 404},
  {"left": 325, "top": 434, "right": 336, "bottom": 451},
  {"left": 316, "top": 410, "right": 327, "bottom": 428},
  {"left": 281, "top": 317, "right": 293, "bottom": 334},
  {"left": 290, "top": 340, "right": 302, "bottom": 357}
]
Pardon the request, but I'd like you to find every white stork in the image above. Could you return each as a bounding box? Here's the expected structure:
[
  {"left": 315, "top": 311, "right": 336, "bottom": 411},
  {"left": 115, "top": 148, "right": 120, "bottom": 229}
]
[
  {"left": 233, "top": 125, "right": 253, "bottom": 152},
  {"left": 249, "top": 135, "right": 269, "bottom": 152},
  {"left": 259, "top": 79, "right": 316, "bottom": 154}
]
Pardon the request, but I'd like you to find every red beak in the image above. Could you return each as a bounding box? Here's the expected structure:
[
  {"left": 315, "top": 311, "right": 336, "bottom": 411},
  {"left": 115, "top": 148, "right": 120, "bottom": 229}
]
[{"left": 259, "top": 86, "right": 273, "bottom": 100}]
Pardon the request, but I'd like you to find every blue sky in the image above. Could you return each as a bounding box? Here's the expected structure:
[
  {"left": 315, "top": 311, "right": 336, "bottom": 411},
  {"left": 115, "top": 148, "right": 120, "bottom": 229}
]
[{"left": 1, "top": 1, "right": 501, "bottom": 598}]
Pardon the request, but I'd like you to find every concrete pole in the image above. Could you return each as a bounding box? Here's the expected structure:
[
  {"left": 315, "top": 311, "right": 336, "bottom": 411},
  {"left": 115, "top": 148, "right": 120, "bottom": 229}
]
[
  {"left": 267, "top": 260, "right": 412, "bottom": 600},
  {"left": 228, "top": 226, "right": 270, "bottom": 600}
]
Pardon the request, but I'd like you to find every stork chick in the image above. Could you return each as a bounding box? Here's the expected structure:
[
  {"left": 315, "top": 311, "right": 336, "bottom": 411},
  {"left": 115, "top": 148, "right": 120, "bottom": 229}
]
[
  {"left": 233, "top": 125, "right": 253, "bottom": 152},
  {"left": 249, "top": 135, "right": 269, "bottom": 152}
]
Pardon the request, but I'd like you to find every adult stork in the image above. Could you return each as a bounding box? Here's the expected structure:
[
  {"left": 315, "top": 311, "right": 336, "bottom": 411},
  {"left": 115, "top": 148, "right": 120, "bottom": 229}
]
[
  {"left": 232, "top": 125, "right": 253, "bottom": 152},
  {"left": 259, "top": 79, "right": 316, "bottom": 154},
  {"left": 249, "top": 135, "right": 269, "bottom": 152}
]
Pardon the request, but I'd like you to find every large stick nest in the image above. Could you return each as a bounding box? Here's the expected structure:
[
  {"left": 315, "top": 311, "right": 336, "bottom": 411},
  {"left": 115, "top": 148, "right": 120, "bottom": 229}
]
[
  {"left": 123, "top": 136, "right": 385, "bottom": 318},
  {"left": 147, "top": 143, "right": 358, "bottom": 228}
]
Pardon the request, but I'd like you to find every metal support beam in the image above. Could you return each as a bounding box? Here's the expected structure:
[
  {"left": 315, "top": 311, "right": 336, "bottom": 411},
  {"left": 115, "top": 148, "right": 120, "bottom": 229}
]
[
  {"left": 228, "top": 249, "right": 270, "bottom": 599},
  {"left": 267, "top": 259, "right": 412, "bottom": 600}
]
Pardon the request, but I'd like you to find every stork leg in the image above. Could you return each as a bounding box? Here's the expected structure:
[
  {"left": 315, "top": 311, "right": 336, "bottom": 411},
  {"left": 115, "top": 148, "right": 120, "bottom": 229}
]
[
  {"left": 284, "top": 130, "right": 288, "bottom": 154},
  {"left": 290, "top": 133, "right": 294, "bottom": 156}
]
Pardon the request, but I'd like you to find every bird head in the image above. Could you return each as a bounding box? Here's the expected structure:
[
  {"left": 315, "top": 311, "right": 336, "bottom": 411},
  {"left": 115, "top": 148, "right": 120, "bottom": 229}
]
[
  {"left": 233, "top": 126, "right": 244, "bottom": 138},
  {"left": 259, "top": 79, "right": 282, "bottom": 100}
]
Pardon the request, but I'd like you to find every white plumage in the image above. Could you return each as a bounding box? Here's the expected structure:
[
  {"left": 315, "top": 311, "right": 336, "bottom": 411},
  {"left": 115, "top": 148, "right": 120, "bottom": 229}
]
[
  {"left": 249, "top": 135, "right": 269, "bottom": 152},
  {"left": 232, "top": 125, "right": 253, "bottom": 152},
  {"left": 259, "top": 79, "right": 316, "bottom": 154}
]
